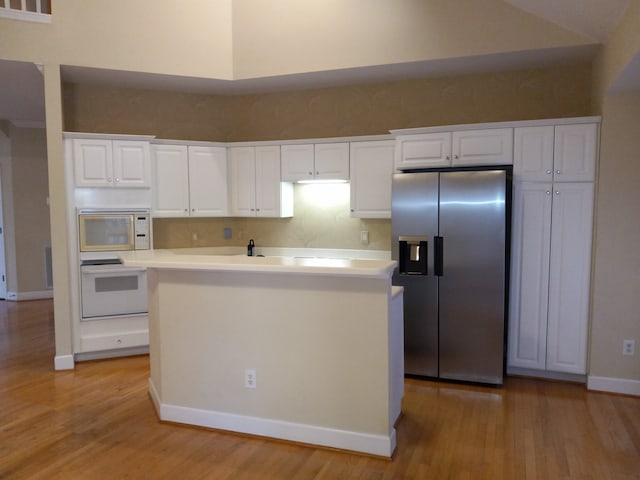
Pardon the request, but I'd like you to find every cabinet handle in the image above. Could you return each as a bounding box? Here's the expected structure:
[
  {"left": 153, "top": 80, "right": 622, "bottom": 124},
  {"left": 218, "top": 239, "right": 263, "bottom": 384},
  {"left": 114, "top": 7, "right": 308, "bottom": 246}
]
[
  {"left": 445, "top": 155, "right": 450, "bottom": 160},
  {"left": 256, "top": 208, "right": 260, "bottom": 212},
  {"left": 107, "top": 177, "right": 113, "bottom": 183},
  {"left": 556, "top": 169, "right": 561, "bottom": 175},
  {"left": 308, "top": 172, "right": 313, "bottom": 176},
  {"left": 191, "top": 208, "right": 195, "bottom": 212},
  {"left": 454, "top": 155, "right": 459, "bottom": 160},
  {"left": 115, "top": 178, "right": 120, "bottom": 183},
  {"left": 546, "top": 169, "right": 552, "bottom": 175},
  {"left": 555, "top": 191, "right": 560, "bottom": 195},
  {"left": 316, "top": 171, "right": 320, "bottom": 175},
  {"left": 546, "top": 191, "right": 551, "bottom": 195}
]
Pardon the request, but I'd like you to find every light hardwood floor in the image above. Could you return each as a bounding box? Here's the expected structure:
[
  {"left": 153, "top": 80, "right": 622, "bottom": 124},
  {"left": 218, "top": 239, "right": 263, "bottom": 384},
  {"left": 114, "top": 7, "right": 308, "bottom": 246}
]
[{"left": 1, "top": 299, "right": 638, "bottom": 479}]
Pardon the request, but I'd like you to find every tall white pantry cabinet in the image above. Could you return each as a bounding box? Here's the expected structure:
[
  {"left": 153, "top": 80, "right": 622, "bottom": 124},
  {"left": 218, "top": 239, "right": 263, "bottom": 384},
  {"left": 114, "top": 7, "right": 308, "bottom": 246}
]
[{"left": 508, "top": 123, "right": 598, "bottom": 376}]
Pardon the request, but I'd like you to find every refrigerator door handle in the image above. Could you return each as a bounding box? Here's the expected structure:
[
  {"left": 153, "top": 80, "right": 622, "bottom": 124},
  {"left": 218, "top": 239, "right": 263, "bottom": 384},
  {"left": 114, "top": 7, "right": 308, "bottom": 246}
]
[{"left": 434, "top": 236, "right": 444, "bottom": 276}]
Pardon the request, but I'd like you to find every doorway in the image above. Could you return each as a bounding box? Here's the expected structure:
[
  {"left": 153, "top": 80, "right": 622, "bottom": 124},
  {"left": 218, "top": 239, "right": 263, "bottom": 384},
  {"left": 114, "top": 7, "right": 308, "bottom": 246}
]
[{"left": 0, "top": 167, "right": 6, "bottom": 299}]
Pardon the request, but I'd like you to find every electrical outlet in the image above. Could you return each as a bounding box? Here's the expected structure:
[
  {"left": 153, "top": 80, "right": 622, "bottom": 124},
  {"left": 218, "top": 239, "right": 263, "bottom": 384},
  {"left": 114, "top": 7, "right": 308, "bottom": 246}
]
[
  {"left": 244, "top": 369, "right": 257, "bottom": 389},
  {"left": 623, "top": 339, "right": 635, "bottom": 356},
  {"left": 360, "top": 230, "right": 369, "bottom": 244}
]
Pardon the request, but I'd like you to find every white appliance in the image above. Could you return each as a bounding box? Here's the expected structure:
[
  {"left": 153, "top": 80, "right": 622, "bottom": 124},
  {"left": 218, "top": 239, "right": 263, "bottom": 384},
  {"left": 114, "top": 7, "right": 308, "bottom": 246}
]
[
  {"left": 80, "top": 262, "right": 147, "bottom": 319},
  {"left": 78, "top": 209, "right": 150, "bottom": 253},
  {"left": 77, "top": 208, "right": 150, "bottom": 321}
]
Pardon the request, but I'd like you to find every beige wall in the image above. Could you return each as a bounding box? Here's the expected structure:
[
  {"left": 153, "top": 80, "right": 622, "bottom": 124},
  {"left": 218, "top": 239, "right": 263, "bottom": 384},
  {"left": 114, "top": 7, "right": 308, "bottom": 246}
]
[
  {"left": 593, "top": 0, "right": 640, "bottom": 105},
  {"left": 8, "top": 125, "right": 51, "bottom": 293},
  {"left": 0, "top": 124, "right": 17, "bottom": 296},
  {"left": 232, "top": 0, "right": 592, "bottom": 79},
  {"left": 63, "top": 64, "right": 593, "bottom": 142},
  {"left": 0, "top": 124, "right": 51, "bottom": 295},
  {"left": 589, "top": 91, "right": 640, "bottom": 380},
  {"left": 0, "top": 0, "right": 234, "bottom": 79},
  {"left": 1, "top": 0, "right": 590, "bottom": 81}
]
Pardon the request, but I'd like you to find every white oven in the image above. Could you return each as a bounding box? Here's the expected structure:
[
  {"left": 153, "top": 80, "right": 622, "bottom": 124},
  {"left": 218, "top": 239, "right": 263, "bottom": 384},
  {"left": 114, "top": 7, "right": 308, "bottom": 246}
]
[
  {"left": 77, "top": 208, "right": 151, "bottom": 321},
  {"left": 80, "top": 261, "right": 147, "bottom": 319}
]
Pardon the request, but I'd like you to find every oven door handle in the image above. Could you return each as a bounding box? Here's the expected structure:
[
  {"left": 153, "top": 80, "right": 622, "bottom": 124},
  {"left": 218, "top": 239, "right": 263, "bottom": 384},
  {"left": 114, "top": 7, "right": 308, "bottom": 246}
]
[{"left": 81, "top": 266, "right": 146, "bottom": 275}]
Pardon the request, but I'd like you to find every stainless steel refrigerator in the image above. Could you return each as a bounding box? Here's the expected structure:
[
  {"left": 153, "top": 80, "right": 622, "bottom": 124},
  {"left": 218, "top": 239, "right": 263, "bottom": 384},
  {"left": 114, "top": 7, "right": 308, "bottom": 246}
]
[{"left": 391, "top": 166, "right": 511, "bottom": 385}]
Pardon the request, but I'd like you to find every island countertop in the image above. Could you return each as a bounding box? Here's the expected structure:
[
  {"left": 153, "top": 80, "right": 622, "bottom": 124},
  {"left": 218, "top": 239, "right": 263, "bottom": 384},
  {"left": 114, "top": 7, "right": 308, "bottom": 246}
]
[{"left": 119, "top": 249, "right": 397, "bottom": 279}]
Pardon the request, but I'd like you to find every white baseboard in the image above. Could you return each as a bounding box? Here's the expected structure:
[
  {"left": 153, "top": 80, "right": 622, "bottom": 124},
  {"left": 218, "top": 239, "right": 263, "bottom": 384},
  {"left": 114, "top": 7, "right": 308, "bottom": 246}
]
[
  {"left": 148, "top": 379, "right": 395, "bottom": 457},
  {"left": 54, "top": 354, "right": 75, "bottom": 370},
  {"left": 6, "top": 290, "right": 53, "bottom": 301},
  {"left": 587, "top": 376, "right": 640, "bottom": 396}
]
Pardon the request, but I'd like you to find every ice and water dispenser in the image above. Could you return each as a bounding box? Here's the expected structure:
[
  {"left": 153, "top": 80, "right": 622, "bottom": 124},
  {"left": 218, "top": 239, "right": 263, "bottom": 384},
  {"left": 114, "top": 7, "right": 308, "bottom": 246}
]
[
  {"left": 398, "top": 235, "right": 443, "bottom": 276},
  {"left": 398, "top": 236, "right": 428, "bottom": 275}
]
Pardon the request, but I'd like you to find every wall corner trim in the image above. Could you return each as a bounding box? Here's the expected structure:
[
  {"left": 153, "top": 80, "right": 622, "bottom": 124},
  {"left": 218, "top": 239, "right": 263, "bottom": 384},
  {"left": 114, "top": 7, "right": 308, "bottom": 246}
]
[
  {"left": 54, "top": 354, "right": 75, "bottom": 371},
  {"left": 587, "top": 375, "right": 640, "bottom": 396}
]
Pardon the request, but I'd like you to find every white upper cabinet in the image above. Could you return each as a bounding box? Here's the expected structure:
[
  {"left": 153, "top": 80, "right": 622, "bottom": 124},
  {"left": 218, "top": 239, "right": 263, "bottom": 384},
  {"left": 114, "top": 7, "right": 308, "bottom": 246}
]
[
  {"left": 228, "top": 146, "right": 293, "bottom": 218},
  {"left": 74, "top": 138, "right": 151, "bottom": 188},
  {"left": 394, "top": 132, "right": 452, "bottom": 169},
  {"left": 553, "top": 124, "right": 598, "bottom": 182},
  {"left": 451, "top": 128, "right": 513, "bottom": 166},
  {"left": 313, "top": 143, "right": 350, "bottom": 180},
  {"left": 187, "top": 146, "right": 228, "bottom": 217},
  {"left": 152, "top": 144, "right": 190, "bottom": 216},
  {"left": 349, "top": 140, "right": 395, "bottom": 218},
  {"left": 514, "top": 123, "right": 597, "bottom": 182},
  {"left": 395, "top": 128, "right": 512, "bottom": 170},
  {"left": 152, "top": 144, "right": 228, "bottom": 217},
  {"left": 281, "top": 142, "right": 349, "bottom": 181}
]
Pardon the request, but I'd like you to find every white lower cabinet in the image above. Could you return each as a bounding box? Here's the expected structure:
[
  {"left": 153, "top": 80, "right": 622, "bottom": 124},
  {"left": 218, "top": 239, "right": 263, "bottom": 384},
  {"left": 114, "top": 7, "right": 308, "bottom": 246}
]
[
  {"left": 508, "top": 181, "right": 594, "bottom": 375},
  {"left": 152, "top": 144, "right": 228, "bottom": 217},
  {"left": 228, "top": 146, "right": 293, "bottom": 217},
  {"left": 349, "top": 140, "right": 395, "bottom": 218}
]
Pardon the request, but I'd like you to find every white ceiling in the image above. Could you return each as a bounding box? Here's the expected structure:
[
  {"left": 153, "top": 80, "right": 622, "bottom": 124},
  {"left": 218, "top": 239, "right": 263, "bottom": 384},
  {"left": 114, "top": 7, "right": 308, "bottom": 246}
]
[{"left": 0, "top": 0, "right": 636, "bottom": 126}]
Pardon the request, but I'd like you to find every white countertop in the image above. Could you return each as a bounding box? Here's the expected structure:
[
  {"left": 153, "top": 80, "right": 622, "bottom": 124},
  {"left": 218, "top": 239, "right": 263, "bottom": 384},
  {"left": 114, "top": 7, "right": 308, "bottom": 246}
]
[{"left": 119, "top": 249, "right": 397, "bottom": 279}]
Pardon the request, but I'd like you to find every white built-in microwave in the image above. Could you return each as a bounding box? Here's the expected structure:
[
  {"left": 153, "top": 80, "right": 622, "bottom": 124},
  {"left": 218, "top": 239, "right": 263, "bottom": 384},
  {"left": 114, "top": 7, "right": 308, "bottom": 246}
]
[{"left": 78, "top": 209, "right": 150, "bottom": 252}]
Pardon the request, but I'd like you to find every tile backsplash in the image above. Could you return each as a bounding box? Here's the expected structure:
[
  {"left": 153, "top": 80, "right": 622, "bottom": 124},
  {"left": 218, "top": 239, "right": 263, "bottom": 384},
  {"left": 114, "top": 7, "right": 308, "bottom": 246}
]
[{"left": 153, "top": 183, "right": 391, "bottom": 251}]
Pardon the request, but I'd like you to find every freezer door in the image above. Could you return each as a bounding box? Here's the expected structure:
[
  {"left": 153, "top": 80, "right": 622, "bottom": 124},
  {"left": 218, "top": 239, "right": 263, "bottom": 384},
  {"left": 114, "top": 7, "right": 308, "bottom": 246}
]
[
  {"left": 438, "top": 170, "right": 507, "bottom": 384},
  {"left": 391, "top": 172, "right": 439, "bottom": 377}
]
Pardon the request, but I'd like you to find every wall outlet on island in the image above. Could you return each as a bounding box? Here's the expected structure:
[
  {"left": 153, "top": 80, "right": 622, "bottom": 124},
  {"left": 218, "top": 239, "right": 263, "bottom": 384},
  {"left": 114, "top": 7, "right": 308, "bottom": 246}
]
[
  {"left": 244, "top": 369, "right": 257, "bottom": 389},
  {"left": 623, "top": 339, "right": 635, "bottom": 356},
  {"left": 360, "top": 230, "right": 369, "bottom": 244}
]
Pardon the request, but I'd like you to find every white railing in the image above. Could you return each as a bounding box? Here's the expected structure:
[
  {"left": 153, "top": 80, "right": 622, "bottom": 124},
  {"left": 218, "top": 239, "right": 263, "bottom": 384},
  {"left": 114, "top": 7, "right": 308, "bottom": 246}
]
[{"left": 0, "top": 0, "right": 51, "bottom": 23}]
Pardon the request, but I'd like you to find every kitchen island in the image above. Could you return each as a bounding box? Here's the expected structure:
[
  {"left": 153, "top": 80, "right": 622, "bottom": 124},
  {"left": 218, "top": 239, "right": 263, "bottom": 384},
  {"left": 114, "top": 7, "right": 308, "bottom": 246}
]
[{"left": 120, "top": 249, "right": 403, "bottom": 457}]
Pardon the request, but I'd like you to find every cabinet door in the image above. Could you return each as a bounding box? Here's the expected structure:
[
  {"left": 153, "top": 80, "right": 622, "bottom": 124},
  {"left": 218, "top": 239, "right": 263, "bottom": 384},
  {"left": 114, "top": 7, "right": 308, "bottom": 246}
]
[
  {"left": 188, "top": 146, "right": 228, "bottom": 217},
  {"left": 349, "top": 140, "right": 394, "bottom": 218},
  {"left": 255, "top": 146, "right": 291, "bottom": 217},
  {"left": 395, "top": 132, "right": 451, "bottom": 170},
  {"left": 314, "top": 143, "right": 349, "bottom": 180},
  {"left": 553, "top": 124, "right": 597, "bottom": 182},
  {"left": 452, "top": 128, "right": 513, "bottom": 166},
  {"left": 73, "top": 139, "right": 113, "bottom": 187},
  {"left": 514, "top": 126, "right": 555, "bottom": 182},
  {"left": 508, "top": 182, "right": 553, "bottom": 371},
  {"left": 152, "top": 145, "right": 190, "bottom": 217},
  {"left": 281, "top": 144, "right": 314, "bottom": 181},
  {"left": 113, "top": 140, "right": 151, "bottom": 187},
  {"left": 546, "top": 182, "right": 594, "bottom": 374},
  {"left": 228, "top": 147, "right": 257, "bottom": 217}
]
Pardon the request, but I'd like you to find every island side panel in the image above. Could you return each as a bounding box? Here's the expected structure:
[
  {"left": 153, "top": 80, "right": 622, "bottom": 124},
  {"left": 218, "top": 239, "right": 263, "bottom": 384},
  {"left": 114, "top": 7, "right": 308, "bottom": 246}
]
[{"left": 148, "top": 268, "right": 393, "bottom": 439}]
